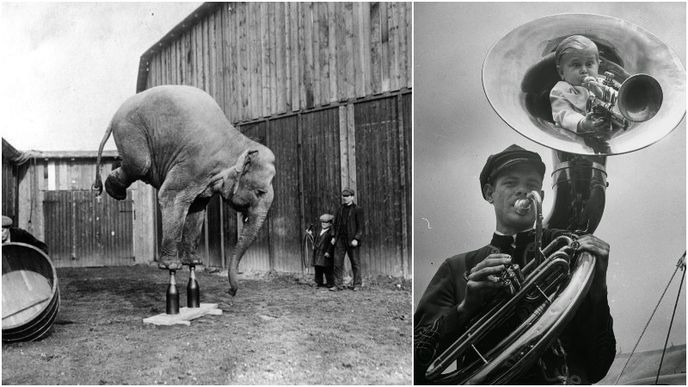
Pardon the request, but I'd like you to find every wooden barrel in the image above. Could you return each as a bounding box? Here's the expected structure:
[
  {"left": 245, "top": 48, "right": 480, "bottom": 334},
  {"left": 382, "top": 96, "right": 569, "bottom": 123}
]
[{"left": 2, "top": 242, "right": 60, "bottom": 342}]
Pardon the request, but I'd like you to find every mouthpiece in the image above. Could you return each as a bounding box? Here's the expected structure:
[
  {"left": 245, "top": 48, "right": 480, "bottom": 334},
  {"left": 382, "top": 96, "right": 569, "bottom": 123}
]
[
  {"left": 583, "top": 76, "right": 597, "bottom": 85},
  {"left": 514, "top": 199, "right": 531, "bottom": 215}
]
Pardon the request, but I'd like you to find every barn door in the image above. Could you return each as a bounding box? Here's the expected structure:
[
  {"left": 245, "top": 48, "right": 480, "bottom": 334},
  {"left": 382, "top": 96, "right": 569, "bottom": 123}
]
[
  {"left": 43, "top": 190, "right": 134, "bottom": 267},
  {"left": 267, "top": 115, "right": 302, "bottom": 273},
  {"left": 353, "top": 95, "right": 411, "bottom": 278}
]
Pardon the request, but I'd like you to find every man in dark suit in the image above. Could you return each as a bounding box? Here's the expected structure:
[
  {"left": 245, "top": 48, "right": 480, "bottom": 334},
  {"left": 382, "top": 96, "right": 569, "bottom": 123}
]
[
  {"left": 331, "top": 188, "right": 364, "bottom": 291},
  {"left": 2, "top": 215, "right": 49, "bottom": 254},
  {"left": 311, "top": 213, "right": 335, "bottom": 288}
]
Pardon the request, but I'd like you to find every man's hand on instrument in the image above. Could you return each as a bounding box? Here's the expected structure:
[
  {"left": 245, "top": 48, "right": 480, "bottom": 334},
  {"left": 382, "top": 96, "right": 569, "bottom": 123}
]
[
  {"left": 576, "top": 234, "right": 610, "bottom": 302},
  {"left": 459, "top": 253, "right": 512, "bottom": 317}
]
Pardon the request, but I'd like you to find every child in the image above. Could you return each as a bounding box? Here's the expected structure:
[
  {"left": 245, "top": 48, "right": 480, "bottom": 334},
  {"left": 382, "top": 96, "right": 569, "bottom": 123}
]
[
  {"left": 312, "top": 213, "right": 335, "bottom": 288},
  {"left": 550, "top": 35, "right": 618, "bottom": 134}
]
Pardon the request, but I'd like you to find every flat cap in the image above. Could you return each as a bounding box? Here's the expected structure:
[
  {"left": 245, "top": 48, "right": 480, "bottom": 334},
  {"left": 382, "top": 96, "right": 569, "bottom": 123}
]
[
  {"left": 2, "top": 216, "right": 12, "bottom": 228},
  {"left": 319, "top": 214, "right": 334, "bottom": 222},
  {"left": 479, "top": 144, "right": 545, "bottom": 199},
  {"left": 341, "top": 188, "right": 355, "bottom": 196}
]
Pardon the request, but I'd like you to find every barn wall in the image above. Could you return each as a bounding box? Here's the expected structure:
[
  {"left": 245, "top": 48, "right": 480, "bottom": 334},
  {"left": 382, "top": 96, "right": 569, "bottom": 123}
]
[
  {"left": 138, "top": 2, "right": 412, "bottom": 278},
  {"left": 140, "top": 2, "right": 412, "bottom": 122}
]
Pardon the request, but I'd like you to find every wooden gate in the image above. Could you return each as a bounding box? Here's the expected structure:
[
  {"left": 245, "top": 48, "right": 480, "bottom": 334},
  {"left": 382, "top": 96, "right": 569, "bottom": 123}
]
[{"left": 43, "top": 190, "right": 134, "bottom": 267}]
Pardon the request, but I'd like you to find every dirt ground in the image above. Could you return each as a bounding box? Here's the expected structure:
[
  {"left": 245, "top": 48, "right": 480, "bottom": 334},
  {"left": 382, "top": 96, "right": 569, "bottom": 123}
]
[{"left": 2, "top": 265, "right": 412, "bottom": 385}]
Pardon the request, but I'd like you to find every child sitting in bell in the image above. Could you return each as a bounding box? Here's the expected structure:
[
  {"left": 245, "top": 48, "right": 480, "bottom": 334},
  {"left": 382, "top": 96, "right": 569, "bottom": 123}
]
[
  {"left": 550, "top": 35, "right": 618, "bottom": 134},
  {"left": 312, "top": 213, "right": 335, "bottom": 288}
]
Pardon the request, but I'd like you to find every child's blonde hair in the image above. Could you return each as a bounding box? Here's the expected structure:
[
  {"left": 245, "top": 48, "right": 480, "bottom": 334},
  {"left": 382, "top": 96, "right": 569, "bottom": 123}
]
[{"left": 555, "top": 35, "right": 599, "bottom": 67}]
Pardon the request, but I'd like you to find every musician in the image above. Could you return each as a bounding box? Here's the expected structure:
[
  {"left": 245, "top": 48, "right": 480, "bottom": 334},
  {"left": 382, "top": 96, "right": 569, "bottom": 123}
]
[
  {"left": 550, "top": 35, "right": 619, "bottom": 134},
  {"left": 414, "top": 144, "right": 616, "bottom": 384}
]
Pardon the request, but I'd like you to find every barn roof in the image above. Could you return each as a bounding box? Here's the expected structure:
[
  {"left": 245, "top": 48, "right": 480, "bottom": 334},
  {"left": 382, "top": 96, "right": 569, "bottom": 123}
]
[{"left": 2, "top": 138, "right": 118, "bottom": 163}]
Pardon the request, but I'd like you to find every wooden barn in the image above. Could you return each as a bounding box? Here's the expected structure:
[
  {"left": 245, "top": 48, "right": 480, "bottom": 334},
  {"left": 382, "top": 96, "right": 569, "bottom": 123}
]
[
  {"left": 136, "top": 2, "right": 412, "bottom": 278},
  {"left": 2, "top": 138, "right": 156, "bottom": 268}
]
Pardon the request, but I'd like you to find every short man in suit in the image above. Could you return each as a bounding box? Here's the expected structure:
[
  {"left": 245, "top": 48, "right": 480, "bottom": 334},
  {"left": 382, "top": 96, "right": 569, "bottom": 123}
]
[
  {"left": 312, "top": 213, "right": 335, "bottom": 288},
  {"left": 330, "top": 188, "right": 364, "bottom": 291},
  {"left": 2, "top": 215, "right": 49, "bottom": 254}
]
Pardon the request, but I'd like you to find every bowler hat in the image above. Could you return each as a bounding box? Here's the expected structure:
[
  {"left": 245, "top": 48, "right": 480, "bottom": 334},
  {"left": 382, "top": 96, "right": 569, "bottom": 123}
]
[
  {"left": 479, "top": 144, "right": 545, "bottom": 199},
  {"left": 319, "top": 214, "right": 334, "bottom": 222},
  {"left": 2, "top": 216, "right": 12, "bottom": 228},
  {"left": 341, "top": 188, "right": 355, "bottom": 196}
]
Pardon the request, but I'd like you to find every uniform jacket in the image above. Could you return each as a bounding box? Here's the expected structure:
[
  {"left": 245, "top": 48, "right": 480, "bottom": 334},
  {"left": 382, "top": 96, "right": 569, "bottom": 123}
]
[
  {"left": 7, "top": 228, "right": 48, "bottom": 254},
  {"left": 312, "top": 226, "right": 334, "bottom": 267},
  {"left": 333, "top": 203, "right": 364, "bottom": 244},
  {"left": 414, "top": 229, "right": 616, "bottom": 385}
]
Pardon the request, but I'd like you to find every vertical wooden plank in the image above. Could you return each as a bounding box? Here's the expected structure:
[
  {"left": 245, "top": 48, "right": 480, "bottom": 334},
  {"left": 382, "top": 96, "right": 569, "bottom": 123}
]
[
  {"left": 208, "top": 12, "right": 217, "bottom": 98},
  {"left": 338, "top": 105, "right": 349, "bottom": 189},
  {"left": 369, "top": 2, "right": 381, "bottom": 94},
  {"left": 335, "top": 2, "right": 346, "bottom": 101},
  {"left": 203, "top": 16, "right": 210, "bottom": 91},
  {"left": 195, "top": 21, "right": 203, "bottom": 88},
  {"left": 312, "top": 3, "right": 322, "bottom": 106},
  {"left": 389, "top": 2, "right": 400, "bottom": 91},
  {"left": 239, "top": 3, "right": 249, "bottom": 121},
  {"left": 397, "top": 2, "right": 407, "bottom": 89},
  {"left": 249, "top": 3, "right": 259, "bottom": 118},
  {"left": 318, "top": 3, "right": 330, "bottom": 105},
  {"left": 191, "top": 23, "right": 198, "bottom": 87},
  {"left": 289, "top": 3, "right": 300, "bottom": 111},
  {"left": 343, "top": 2, "right": 355, "bottom": 99},
  {"left": 406, "top": 2, "right": 412, "bottom": 88},
  {"left": 175, "top": 36, "right": 181, "bottom": 86},
  {"left": 276, "top": 2, "right": 286, "bottom": 113},
  {"left": 353, "top": 3, "right": 363, "bottom": 97},
  {"left": 222, "top": 4, "right": 232, "bottom": 118},
  {"left": 260, "top": 2, "right": 270, "bottom": 117},
  {"left": 327, "top": 2, "right": 337, "bottom": 103},
  {"left": 346, "top": 103, "right": 356, "bottom": 192},
  {"left": 179, "top": 32, "right": 187, "bottom": 85},
  {"left": 380, "top": 2, "right": 390, "bottom": 92},
  {"left": 160, "top": 45, "right": 167, "bottom": 85},
  {"left": 303, "top": 3, "right": 314, "bottom": 108}
]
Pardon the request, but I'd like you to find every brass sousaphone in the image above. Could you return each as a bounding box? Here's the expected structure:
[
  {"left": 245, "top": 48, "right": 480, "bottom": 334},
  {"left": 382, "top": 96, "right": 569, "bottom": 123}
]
[{"left": 425, "top": 14, "right": 685, "bottom": 384}]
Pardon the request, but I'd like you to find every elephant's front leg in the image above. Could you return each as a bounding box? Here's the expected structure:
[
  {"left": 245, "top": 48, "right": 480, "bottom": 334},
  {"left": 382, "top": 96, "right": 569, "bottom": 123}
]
[
  {"left": 157, "top": 192, "right": 193, "bottom": 271},
  {"left": 180, "top": 197, "right": 210, "bottom": 266}
]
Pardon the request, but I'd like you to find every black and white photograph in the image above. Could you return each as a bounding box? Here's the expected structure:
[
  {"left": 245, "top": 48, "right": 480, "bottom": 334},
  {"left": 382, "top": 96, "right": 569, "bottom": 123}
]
[
  {"left": 413, "top": 2, "right": 685, "bottom": 385},
  {"left": 1, "top": 2, "right": 411, "bottom": 384}
]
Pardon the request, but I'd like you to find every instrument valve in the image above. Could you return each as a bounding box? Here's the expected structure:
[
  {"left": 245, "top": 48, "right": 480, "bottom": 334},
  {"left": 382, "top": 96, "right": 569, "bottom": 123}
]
[{"left": 500, "top": 263, "right": 524, "bottom": 296}]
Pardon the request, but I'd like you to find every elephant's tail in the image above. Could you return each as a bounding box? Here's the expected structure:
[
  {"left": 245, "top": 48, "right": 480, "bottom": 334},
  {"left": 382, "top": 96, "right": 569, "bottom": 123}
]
[{"left": 92, "top": 123, "right": 113, "bottom": 196}]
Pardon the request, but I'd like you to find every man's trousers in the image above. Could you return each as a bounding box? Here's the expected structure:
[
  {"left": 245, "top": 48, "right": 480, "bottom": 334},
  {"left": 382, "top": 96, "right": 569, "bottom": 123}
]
[{"left": 333, "top": 238, "right": 361, "bottom": 288}]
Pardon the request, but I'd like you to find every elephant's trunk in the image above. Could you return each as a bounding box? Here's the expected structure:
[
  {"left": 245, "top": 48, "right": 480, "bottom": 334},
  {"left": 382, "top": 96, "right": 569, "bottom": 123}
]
[{"left": 227, "top": 189, "right": 273, "bottom": 296}]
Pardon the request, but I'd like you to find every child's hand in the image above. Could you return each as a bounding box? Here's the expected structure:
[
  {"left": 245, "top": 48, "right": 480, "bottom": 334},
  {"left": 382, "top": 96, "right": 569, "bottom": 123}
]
[
  {"left": 583, "top": 77, "right": 605, "bottom": 99},
  {"left": 578, "top": 112, "right": 608, "bottom": 133}
]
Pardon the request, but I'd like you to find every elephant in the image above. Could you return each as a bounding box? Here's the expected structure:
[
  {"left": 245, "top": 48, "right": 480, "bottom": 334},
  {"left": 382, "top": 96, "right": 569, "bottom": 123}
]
[{"left": 93, "top": 85, "right": 275, "bottom": 296}]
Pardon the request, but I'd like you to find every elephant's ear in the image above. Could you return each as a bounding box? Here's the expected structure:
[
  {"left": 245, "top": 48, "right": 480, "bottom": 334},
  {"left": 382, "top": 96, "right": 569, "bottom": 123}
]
[
  {"left": 233, "top": 149, "right": 258, "bottom": 176},
  {"left": 230, "top": 149, "right": 259, "bottom": 195}
]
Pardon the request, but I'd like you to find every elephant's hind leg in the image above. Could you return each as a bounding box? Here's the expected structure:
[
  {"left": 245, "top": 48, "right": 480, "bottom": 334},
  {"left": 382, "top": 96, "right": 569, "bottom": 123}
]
[
  {"left": 105, "top": 167, "right": 133, "bottom": 200},
  {"left": 106, "top": 121, "right": 152, "bottom": 200}
]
